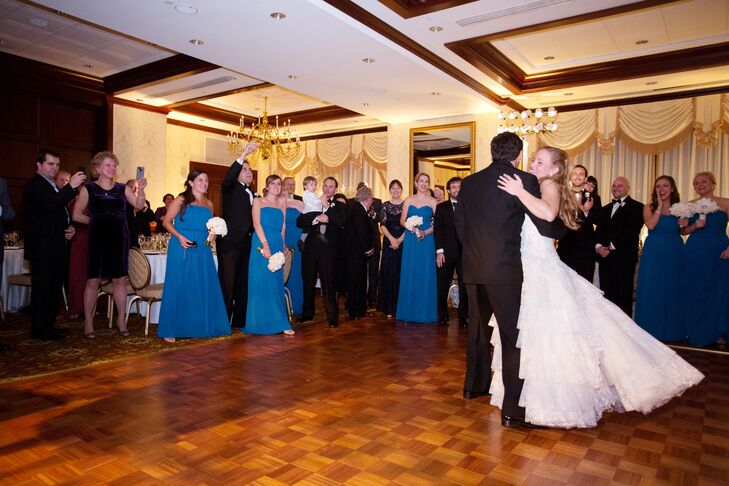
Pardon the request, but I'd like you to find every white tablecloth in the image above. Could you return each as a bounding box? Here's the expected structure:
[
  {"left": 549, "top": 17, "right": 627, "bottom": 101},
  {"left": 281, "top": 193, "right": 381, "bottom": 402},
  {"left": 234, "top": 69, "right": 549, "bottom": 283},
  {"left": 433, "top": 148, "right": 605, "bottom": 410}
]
[
  {"left": 134, "top": 252, "right": 217, "bottom": 324},
  {"left": 2, "top": 248, "right": 31, "bottom": 313}
]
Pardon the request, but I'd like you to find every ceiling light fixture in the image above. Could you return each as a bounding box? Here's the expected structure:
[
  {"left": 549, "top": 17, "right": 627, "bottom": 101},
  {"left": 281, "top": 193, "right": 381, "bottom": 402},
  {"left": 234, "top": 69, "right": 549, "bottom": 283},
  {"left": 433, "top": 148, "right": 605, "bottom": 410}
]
[
  {"left": 645, "top": 81, "right": 658, "bottom": 85},
  {"left": 429, "top": 25, "right": 443, "bottom": 32},
  {"left": 136, "top": 98, "right": 144, "bottom": 102},
  {"left": 83, "top": 63, "right": 94, "bottom": 69},
  {"left": 543, "top": 56, "right": 555, "bottom": 60},
  {"left": 228, "top": 96, "right": 300, "bottom": 161},
  {"left": 564, "top": 92, "right": 573, "bottom": 96},
  {"left": 288, "top": 74, "right": 297, "bottom": 80},
  {"left": 635, "top": 39, "right": 649, "bottom": 45},
  {"left": 174, "top": 4, "right": 198, "bottom": 14},
  {"left": 29, "top": 18, "right": 48, "bottom": 27},
  {"left": 189, "top": 39, "right": 204, "bottom": 46},
  {"left": 270, "top": 12, "right": 286, "bottom": 19},
  {"left": 362, "top": 57, "right": 375, "bottom": 64},
  {"left": 430, "top": 91, "right": 441, "bottom": 96},
  {"left": 362, "top": 103, "right": 370, "bottom": 107},
  {"left": 497, "top": 107, "right": 558, "bottom": 136}
]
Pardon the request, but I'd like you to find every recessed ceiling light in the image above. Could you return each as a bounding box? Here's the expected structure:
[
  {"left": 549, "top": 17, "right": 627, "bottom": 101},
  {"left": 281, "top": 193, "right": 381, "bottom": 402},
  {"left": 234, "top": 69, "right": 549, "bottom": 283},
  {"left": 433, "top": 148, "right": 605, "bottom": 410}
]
[
  {"left": 362, "top": 57, "right": 375, "bottom": 64},
  {"left": 189, "top": 39, "right": 204, "bottom": 46},
  {"left": 635, "top": 39, "right": 649, "bottom": 45},
  {"left": 543, "top": 56, "right": 555, "bottom": 60},
  {"left": 288, "top": 74, "right": 298, "bottom": 80},
  {"left": 429, "top": 25, "right": 443, "bottom": 32},
  {"left": 199, "top": 119, "right": 205, "bottom": 123},
  {"left": 645, "top": 81, "right": 658, "bottom": 85},
  {"left": 29, "top": 18, "right": 48, "bottom": 27},
  {"left": 430, "top": 91, "right": 441, "bottom": 96},
  {"left": 270, "top": 11, "right": 286, "bottom": 19},
  {"left": 353, "top": 120, "right": 359, "bottom": 124},
  {"left": 371, "top": 87, "right": 386, "bottom": 93},
  {"left": 564, "top": 92, "right": 573, "bottom": 96},
  {"left": 136, "top": 98, "right": 144, "bottom": 102},
  {"left": 362, "top": 102, "right": 370, "bottom": 107},
  {"left": 83, "top": 63, "right": 94, "bottom": 69},
  {"left": 174, "top": 4, "right": 198, "bottom": 14}
]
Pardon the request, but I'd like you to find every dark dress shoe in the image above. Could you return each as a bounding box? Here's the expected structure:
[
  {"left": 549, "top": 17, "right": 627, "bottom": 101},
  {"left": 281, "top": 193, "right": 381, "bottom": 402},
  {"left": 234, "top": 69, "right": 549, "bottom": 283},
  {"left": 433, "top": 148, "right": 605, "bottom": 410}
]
[
  {"left": 463, "top": 390, "right": 490, "bottom": 400},
  {"left": 231, "top": 324, "right": 244, "bottom": 329},
  {"left": 297, "top": 317, "right": 313, "bottom": 323},
  {"left": 501, "top": 415, "right": 545, "bottom": 429},
  {"left": 459, "top": 319, "right": 468, "bottom": 328},
  {"left": 438, "top": 319, "right": 449, "bottom": 326},
  {"left": 328, "top": 320, "right": 338, "bottom": 328},
  {"left": 31, "top": 332, "right": 64, "bottom": 341}
]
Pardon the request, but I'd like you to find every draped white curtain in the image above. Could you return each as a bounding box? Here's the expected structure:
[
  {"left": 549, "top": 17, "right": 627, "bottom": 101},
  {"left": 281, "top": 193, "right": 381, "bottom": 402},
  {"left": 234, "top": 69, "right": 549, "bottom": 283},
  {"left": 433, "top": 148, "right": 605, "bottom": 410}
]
[{"left": 256, "top": 132, "right": 388, "bottom": 199}]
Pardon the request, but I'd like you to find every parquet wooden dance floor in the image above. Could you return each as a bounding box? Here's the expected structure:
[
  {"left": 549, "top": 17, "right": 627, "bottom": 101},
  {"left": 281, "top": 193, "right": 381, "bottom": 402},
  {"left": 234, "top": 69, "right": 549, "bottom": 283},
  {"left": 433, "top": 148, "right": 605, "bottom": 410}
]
[{"left": 0, "top": 316, "right": 727, "bottom": 485}]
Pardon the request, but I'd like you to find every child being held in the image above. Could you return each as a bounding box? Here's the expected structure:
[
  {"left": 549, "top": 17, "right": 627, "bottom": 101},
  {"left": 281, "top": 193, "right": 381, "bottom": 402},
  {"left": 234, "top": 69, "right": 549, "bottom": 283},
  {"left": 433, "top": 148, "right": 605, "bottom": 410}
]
[{"left": 300, "top": 176, "right": 329, "bottom": 247}]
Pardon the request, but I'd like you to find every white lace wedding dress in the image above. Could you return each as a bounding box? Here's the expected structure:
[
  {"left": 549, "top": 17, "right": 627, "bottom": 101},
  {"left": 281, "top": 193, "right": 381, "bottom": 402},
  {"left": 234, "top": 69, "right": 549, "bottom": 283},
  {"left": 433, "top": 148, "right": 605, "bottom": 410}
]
[{"left": 489, "top": 218, "right": 704, "bottom": 428}]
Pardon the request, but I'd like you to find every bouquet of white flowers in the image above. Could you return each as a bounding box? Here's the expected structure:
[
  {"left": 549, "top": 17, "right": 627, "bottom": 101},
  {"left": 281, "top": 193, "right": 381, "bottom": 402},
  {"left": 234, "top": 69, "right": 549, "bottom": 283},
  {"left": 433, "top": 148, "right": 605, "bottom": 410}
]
[
  {"left": 669, "top": 202, "right": 697, "bottom": 219},
  {"left": 404, "top": 215, "right": 423, "bottom": 232},
  {"left": 694, "top": 197, "right": 720, "bottom": 220},
  {"left": 267, "top": 251, "right": 286, "bottom": 272},
  {"left": 205, "top": 217, "right": 228, "bottom": 246}
]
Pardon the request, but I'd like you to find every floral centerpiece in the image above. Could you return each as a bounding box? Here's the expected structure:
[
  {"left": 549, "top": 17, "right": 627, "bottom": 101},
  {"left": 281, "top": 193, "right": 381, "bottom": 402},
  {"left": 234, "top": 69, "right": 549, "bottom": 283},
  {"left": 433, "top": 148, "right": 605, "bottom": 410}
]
[
  {"left": 693, "top": 197, "right": 720, "bottom": 220},
  {"left": 205, "top": 217, "right": 228, "bottom": 246}
]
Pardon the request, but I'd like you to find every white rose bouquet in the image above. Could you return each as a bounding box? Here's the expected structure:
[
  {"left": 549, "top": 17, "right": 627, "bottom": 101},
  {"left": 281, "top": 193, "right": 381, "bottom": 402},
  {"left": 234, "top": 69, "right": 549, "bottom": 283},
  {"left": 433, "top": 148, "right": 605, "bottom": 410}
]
[
  {"left": 404, "top": 215, "right": 423, "bottom": 232},
  {"left": 694, "top": 197, "right": 720, "bottom": 221},
  {"left": 205, "top": 217, "right": 228, "bottom": 246},
  {"left": 669, "top": 202, "right": 697, "bottom": 219},
  {"left": 267, "top": 251, "right": 286, "bottom": 272}
]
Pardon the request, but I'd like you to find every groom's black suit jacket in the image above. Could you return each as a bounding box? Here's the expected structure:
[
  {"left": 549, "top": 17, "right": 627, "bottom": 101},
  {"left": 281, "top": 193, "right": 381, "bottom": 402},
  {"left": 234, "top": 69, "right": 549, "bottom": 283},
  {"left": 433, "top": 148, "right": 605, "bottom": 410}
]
[{"left": 455, "top": 160, "right": 566, "bottom": 285}]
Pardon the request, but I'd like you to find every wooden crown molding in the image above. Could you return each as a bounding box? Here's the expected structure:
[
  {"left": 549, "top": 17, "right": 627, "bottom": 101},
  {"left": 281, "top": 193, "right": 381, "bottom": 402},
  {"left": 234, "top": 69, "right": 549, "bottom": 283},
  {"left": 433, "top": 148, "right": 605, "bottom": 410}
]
[
  {"left": 556, "top": 85, "right": 729, "bottom": 113},
  {"left": 103, "top": 54, "right": 218, "bottom": 94},
  {"left": 164, "top": 82, "right": 274, "bottom": 109},
  {"left": 108, "top": 96, "right": 171, "bottom": 115},
  {"left": 322, "top": 0, "right": 523, "bottom": 110},
  {"left": 377, "top": 0, "right": 477, "bottom": 19},
  {"left": 444, "top": 0, "right": 727, "bottom": 95},
  {"left": 173, "top": 102, "right": 363, "bottom": 127}
]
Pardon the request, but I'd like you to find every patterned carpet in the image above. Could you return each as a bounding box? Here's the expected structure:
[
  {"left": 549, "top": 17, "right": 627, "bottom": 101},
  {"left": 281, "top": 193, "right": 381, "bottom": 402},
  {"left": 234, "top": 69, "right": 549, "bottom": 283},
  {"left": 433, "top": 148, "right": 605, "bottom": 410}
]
[{"left": 0, "top": 303, "right": 325, "bottom": 383}]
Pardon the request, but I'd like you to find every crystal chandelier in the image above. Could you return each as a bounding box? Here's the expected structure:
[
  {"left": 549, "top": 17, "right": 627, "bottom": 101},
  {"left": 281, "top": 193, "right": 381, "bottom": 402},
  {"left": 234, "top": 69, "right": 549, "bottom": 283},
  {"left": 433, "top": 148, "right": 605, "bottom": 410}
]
[
  {"left": 227, "top": 96, "right": 301, "bottom": 161},
  {"left": 497, "top": 107, "right": 558, "bottom": 136}
]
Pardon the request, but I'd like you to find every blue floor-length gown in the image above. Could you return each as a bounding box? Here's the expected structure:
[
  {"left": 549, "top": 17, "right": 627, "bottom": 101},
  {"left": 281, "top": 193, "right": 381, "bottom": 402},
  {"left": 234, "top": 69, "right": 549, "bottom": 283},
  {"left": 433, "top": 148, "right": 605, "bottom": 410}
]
[
  {"left": 158, "top": 205, "right": 230, "bottom": 338},
  {"left": 396, "top": 205, "right": 437, "bottom": 323},
  {"left": 683, "top": 211, "right": 729, "bottom": 346},
  {"left": 634, "top": 214, "right": 685, "bottom": 341},
  {"left": 245, "top": 206, "right": 292, "bottom": 334},
  {"left": 284, "top": 206, "right": 303, "bottom": 316}
]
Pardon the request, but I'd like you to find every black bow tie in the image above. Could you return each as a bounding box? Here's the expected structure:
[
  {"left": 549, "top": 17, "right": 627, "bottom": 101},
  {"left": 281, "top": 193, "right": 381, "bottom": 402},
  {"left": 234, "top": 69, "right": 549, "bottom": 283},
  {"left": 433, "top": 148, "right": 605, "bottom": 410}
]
[
  {"left": 328, "top": 198, "right": 333, "bottom": 204},
  {"left": 612, "top": 198, "right": 621, "bottom": 204},
  {"left": 242, "top": 184, "right": 249, "bottom": 190}
]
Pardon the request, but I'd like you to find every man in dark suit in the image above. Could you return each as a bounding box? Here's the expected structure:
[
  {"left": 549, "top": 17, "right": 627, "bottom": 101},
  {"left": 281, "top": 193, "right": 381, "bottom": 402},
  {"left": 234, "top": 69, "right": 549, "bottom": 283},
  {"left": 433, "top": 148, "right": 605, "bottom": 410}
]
[
  {"left": 283, "top": 177, "right": 303, "bottom": 201},
  {"left": 355, "top": 181, "right": 383, "bottom": 309},
  {"left": 345, "top": 186, "right": 375, "bottom": 319},
  {"left": 434, "top": 176, "right": 468, "bottom": 328},
  {"left": 298, "top": 176, "right": 346, "bottom": 327},
  {"left": 595, "top": 176, "right": 644, "bottom": 316},
  {"left": 455, "top": 132, "right": 565, "bottom": 428},
  {"left": 557, "top": 165, "right": 602, "bottom": 282},
  {"left": 23, "top": 149, "right": 85, "bottom": 340},
  {"left": 217, "top": 142, "right": 257, "bottom": 328}
]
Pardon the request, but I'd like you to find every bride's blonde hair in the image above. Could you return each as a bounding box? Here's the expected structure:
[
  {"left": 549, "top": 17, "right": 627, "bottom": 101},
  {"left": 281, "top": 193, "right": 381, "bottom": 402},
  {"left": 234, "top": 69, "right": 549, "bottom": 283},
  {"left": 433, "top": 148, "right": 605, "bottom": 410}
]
[{"left": 537, "top": 146, "right": 579, "bottom": 231}]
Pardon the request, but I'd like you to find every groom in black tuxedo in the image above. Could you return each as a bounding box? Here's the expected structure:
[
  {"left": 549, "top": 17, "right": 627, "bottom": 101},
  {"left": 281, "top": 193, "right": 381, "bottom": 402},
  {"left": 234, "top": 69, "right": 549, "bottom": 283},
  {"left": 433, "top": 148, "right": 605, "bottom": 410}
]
[
  {"left": 595, "top": 176, "right": 644, "bottom": 316},
  {"left": 218, "top": 142, "right": 257, "bottom": 327},
  {"left": 455, "top": 132, "right": 565, "bottom": 428}
]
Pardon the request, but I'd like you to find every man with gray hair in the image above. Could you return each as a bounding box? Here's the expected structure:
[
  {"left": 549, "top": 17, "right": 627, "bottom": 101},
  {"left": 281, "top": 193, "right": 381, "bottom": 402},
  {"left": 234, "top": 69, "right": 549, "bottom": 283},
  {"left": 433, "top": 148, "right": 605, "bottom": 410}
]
[{"left": 345, "top": 186, "right": 375, "bottom": 319}]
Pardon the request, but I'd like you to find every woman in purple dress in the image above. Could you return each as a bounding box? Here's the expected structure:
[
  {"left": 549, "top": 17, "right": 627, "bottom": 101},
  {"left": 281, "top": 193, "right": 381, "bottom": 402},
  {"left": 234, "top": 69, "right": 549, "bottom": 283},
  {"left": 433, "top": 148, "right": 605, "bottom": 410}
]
[{"left": 72, "top": 151, "right": 147, "bottom": 338}]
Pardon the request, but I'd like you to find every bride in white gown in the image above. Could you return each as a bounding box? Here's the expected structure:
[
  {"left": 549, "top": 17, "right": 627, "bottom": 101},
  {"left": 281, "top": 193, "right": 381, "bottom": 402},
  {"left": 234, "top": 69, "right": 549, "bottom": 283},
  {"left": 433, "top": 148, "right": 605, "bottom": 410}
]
[{"left": 492, "top": 146, "right": 704, "bottom": 428}]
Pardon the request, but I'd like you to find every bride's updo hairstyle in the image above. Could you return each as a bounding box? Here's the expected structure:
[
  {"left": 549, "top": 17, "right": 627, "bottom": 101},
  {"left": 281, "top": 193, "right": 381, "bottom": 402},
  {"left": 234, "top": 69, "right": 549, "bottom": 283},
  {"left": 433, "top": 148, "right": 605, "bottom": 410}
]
[
  {"left": 178, "top": 169, "right": 205, "bottom": 221},
  {"left": 538, "top": 146, "right": 579, "bottom": 231},
  {"left": 263, "top": 174, "right": 281, "bottom": 197}
]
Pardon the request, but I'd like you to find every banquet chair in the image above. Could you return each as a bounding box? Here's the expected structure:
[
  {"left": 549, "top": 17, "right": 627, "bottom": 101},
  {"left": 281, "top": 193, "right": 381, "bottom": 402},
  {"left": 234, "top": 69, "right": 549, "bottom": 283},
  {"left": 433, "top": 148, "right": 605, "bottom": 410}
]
[
  {"left": 94, "top": 278, "right": 135, "bottom": 329},
  {"left": 282, "top": 248, "right": 294, "bottom": 322},
  {"left": 125, "top": 247, "right": 163, "bottom": 336},
  {"left": 6, "top": 272, "right": 68, "bottom": 313}
]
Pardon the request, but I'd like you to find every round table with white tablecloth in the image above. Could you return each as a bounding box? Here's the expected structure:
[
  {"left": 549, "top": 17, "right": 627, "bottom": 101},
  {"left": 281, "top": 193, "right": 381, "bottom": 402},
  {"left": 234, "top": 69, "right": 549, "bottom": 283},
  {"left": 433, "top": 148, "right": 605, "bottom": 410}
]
[
  {"left": 2, "top": 247, "right": 31, "bottom": 313},
  {"left": 134, "top": 251, "right": 218, "bottom": 324}
]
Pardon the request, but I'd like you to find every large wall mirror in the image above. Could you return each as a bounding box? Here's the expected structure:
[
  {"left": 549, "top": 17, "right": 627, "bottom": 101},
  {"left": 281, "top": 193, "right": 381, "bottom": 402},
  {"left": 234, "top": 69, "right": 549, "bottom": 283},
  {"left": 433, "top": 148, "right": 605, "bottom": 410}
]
[{"left": 410, "top": 121, "right": 475, "bottom": 195}]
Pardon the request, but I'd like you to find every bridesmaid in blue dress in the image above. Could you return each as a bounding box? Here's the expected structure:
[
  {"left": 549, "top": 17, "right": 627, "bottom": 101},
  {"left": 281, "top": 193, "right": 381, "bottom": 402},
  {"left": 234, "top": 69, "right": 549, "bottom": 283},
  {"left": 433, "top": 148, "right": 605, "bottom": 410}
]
[
  {"left": 634, "top": 176, "right": 685, "bottom": 341},
  {"left": 377, "top": 180, "right": 405, "bottom": 318},
  {"left": 396, "top": 172, "right": 438, "bottom": 323},
  {"left": 245, "top": 175, "right": 294, "bottom": 335},
  {"left": 681, "top": 171, "right": 729, "bottom": 348},
  {"left": 284, "top": 188, "right": 304, "bottom": 317},
  {"left": 158, "top": 170, "right": 230, "bottom": 342}
]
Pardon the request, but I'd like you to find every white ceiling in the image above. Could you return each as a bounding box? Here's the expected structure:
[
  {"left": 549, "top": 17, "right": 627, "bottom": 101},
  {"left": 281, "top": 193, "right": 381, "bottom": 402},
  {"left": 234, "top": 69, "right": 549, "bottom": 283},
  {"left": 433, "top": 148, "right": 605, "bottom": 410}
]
[{"left": 6, "top": 0, "right": 729, "bottom": 137}]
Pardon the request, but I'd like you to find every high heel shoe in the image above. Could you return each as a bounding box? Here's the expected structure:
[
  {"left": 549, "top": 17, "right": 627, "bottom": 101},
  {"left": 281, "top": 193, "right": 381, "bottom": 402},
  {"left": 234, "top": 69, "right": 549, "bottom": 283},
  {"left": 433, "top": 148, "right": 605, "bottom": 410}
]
[
  {"left": 117, "top": 328, "right": 130, "bottom": 337},
  {"left": 84, "top": 332, "right": 95, "bottom": 339}
]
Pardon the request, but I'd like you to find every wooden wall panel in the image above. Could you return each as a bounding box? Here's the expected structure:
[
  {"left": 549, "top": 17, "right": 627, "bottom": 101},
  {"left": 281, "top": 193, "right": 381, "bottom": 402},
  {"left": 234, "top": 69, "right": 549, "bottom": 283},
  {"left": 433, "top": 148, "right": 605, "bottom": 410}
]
[{"left": 0, "top": 92, "right": 39, "bottom": 139}]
